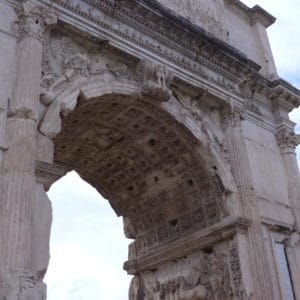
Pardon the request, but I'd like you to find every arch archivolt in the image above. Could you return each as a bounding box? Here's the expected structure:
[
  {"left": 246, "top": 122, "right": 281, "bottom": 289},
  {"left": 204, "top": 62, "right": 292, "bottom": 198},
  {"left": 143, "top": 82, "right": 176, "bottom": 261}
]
[{"left": 36, "top": 24, "right": 246, "bottom": 299}]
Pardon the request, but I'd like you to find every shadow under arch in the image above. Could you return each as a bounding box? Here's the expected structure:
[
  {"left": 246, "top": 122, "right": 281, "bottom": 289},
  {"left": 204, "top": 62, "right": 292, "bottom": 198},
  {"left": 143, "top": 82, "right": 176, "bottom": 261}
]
[{"left": 39, "top": 78, "right": 241, "bottom": 275}]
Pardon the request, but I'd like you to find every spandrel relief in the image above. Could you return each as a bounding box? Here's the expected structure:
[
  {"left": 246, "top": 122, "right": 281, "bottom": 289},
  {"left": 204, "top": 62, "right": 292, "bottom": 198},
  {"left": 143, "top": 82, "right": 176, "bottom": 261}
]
[{"left": 41, "top": 27, "right": 133, "bottom": 106}]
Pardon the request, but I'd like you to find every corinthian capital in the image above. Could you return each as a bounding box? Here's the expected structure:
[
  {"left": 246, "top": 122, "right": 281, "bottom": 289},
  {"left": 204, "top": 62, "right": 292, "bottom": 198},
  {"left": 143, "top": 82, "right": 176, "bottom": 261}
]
[
  {"left": 276, "top": 127, "right": 297, "bottom": 153},
  {"left": 221, "top": 105, "right": 244, "bottom": 130},
  {"left": 17, "top": 2, "right": 57, "bottom": 42}
]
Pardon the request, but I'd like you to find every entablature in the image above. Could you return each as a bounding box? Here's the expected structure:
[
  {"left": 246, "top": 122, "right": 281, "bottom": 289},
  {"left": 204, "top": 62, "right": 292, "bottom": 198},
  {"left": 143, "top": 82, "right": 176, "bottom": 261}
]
[{"left": 9, "top": 0, "right": 300, "bottom": 130}]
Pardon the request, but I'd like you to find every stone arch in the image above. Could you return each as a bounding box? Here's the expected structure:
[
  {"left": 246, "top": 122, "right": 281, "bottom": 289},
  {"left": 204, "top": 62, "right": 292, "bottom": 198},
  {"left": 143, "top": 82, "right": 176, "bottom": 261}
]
[{"left": 38, "top": 78, "right": 240, "bottom": 265}]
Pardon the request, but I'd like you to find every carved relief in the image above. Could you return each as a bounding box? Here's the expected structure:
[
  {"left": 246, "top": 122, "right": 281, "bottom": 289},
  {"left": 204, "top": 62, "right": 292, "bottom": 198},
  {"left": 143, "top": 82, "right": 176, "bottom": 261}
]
[
  {"left": 173, "top": 88, "right": 229, "bottom": 160},
  {"left": 129, "top": 240, "right": 248, "bottom": 300},
  {"left": 41, "top": 28, "right": 131, "bottom": 106},
  {"left": 136, "top": 60, "right": 173, "bottom": 102}
]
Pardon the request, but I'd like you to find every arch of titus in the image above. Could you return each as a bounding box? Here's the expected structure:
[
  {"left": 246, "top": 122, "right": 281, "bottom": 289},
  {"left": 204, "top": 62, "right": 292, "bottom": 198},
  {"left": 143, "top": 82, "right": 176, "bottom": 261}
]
[{"left": 1, "top": 0, "right": 300, "bottom": 299}]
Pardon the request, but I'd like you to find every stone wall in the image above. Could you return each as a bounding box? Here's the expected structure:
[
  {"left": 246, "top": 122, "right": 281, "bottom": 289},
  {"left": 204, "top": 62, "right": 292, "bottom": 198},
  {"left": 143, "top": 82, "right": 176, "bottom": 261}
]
[{"left": 156, "top": 0, "right": 277, "bottom": 78}]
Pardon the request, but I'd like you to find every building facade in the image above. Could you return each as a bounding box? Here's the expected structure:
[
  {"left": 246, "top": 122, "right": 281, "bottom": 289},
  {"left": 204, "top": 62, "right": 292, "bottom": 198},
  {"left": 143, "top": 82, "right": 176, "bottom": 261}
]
[{"left": 0, "top": 0, "right": 300, "bottom": 299}]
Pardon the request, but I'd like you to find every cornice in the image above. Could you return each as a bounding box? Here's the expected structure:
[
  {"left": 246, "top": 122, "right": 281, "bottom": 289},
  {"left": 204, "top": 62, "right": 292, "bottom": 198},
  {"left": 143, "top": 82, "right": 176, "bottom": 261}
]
[{"left": 250, "top": 5, "right": 276, "bottom": 27}]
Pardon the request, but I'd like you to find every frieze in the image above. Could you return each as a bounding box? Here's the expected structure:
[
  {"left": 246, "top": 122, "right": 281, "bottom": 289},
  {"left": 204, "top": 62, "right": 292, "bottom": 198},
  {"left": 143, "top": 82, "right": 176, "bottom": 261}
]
[
  {"left": 48, "top": 0, "right": 256, "bottom": 84},
  {"left": 129, "top": 239, "right": 249, "bottom": 300}
]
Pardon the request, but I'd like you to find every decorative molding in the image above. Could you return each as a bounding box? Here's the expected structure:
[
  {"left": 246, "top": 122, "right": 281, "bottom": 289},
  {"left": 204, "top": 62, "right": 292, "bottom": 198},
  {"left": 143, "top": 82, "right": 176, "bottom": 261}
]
[{"left": 35, "top": 160, "right": 68, "bottom": 190}]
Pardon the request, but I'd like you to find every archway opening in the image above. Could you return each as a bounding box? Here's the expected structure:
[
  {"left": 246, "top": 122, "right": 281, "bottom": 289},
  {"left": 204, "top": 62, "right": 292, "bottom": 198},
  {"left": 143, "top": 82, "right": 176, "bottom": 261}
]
[{"left": 45, "top": 171, "right": 132, "bottom": 299}]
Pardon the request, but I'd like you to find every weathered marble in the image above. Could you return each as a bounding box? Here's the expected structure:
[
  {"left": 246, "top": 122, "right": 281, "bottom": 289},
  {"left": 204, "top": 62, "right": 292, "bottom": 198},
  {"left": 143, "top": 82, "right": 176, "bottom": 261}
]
[{"left": 0, "top": 0, "right": 300, "bottom": 299}]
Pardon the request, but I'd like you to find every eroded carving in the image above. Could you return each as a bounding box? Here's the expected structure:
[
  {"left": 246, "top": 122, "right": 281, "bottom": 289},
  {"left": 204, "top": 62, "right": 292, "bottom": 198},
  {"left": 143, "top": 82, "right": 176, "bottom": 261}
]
[
  {"left": 276, "top": 127, "right": 297, "bottom": 152},
  {"left": 173, "top": 88, "right": 228, "bottom": 158},
  {"left": 221, "top": 105, "right": 244, "bottom": 130},
  {"left": 129, "top": 240, "right": 248, "bottom": 300},
  {"left": 136, "top": 60, "right": 173, "bottom": 102},
  {"left": 17, "top": 2, "right": 57, "bottom": 42},
  {"left": 41, "top": 28, "right": 132, "bottom": 106}
]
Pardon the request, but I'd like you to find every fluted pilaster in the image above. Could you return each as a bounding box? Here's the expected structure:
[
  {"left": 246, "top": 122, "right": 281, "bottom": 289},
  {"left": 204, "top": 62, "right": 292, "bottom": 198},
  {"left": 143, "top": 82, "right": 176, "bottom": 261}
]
[
  {"left": 0, "top": 2, "right": 56, "bottom": 299},
  {"left": 11, "top": 2, "right": 56, "bottom": 121},
  {"left": 221, "top": 104, "right": 274, "bottom": 300}
]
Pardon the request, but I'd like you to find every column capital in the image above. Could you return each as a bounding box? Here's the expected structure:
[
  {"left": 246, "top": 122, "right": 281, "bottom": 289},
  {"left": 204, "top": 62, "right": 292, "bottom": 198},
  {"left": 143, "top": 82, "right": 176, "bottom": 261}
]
[
  {"left": 276, "top": 126, "right": 297, "bottom": 154},
  {"left": 221, "top": 105, "right": 244, "bottom": 130},
  {"left": 17, "top": 2, "right": 57, "bottom": 42}
]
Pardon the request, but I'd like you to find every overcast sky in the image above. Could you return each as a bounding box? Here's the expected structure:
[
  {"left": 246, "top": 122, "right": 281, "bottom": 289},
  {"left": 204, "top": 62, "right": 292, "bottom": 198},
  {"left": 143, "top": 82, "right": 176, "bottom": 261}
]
[{"left": 45, "top": 1, "right": 300, "bottom": 299}]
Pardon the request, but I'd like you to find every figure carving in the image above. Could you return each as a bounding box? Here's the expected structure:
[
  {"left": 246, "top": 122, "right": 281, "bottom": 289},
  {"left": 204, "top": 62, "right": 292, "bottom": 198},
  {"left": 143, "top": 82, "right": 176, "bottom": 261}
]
[
  {"left": 136, "top": 60, "right": 173, "bottom": 101},
  {"left": 173, "top": 89, "right": 228, "bottom": 160},
  {"left": 129, "top": 241, "right": 248, "bottom": 300},
  {"left": 40, "top": 32, "right": 130, "bottom": 106}
]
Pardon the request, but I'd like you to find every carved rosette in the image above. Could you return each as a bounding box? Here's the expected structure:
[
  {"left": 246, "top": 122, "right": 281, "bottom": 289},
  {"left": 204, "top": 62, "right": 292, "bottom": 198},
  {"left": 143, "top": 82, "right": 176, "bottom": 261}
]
[
  {"left": 276, "top": 127, "right": 297, "bottom": 153},
  {"left": 136, "top": 60, "right": 173, "bottom": 101},
  {"left": 17, "top": 2, "right": 57, "bottom": 42}
]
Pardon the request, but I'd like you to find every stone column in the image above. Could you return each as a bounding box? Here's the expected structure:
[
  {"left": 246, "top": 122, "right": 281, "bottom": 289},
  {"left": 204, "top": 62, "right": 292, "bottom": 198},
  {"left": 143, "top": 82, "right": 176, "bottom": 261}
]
[
  {"left": 0, "top": 2, "right": 56, "bottom": 299},
  {"left": 221, "top": 105, "right": 274, "bottom": 300},
  {"left": 276, "top": 126, "right": 300, "bottom": 231}
]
